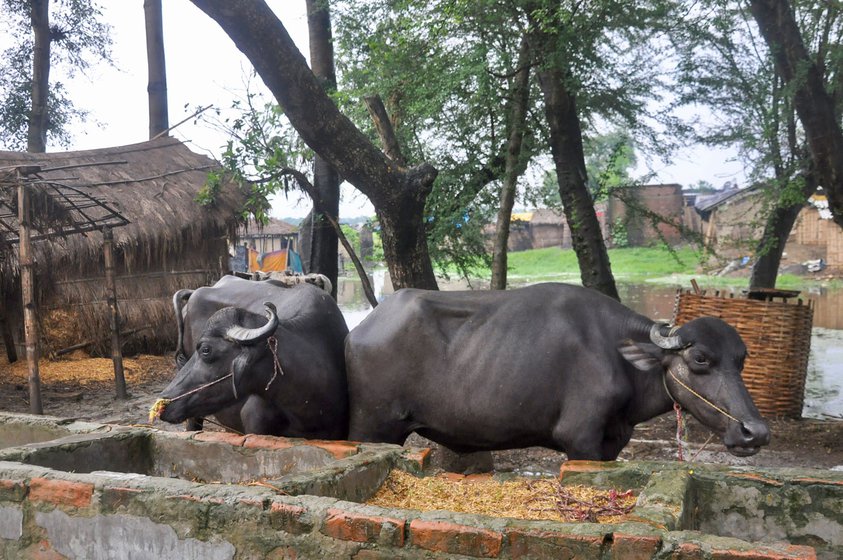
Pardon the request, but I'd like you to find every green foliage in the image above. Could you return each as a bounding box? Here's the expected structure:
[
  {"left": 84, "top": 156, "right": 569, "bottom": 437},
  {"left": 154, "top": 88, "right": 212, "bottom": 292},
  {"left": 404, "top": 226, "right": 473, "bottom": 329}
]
[
  {"left": 192, "top": 88, "right": 312, "bottom": 222},
  {"left": 0, "top": 0, "right": 112, "bottom": 149},
  {"left": 340, "top": 224, "right": 360, "bottom": 253},
  {"left": 332, "top": 0, "right": 677, "bottom": 280},
  {"left": 610, "top": 217, "right": 630, "bottom": 248}
]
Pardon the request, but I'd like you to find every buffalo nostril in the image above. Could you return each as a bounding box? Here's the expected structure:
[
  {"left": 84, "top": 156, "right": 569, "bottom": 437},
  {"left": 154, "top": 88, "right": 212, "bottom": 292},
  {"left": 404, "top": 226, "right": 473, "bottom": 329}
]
[{"left": 739, "top": 420, "right": 771, "bottom": 445}]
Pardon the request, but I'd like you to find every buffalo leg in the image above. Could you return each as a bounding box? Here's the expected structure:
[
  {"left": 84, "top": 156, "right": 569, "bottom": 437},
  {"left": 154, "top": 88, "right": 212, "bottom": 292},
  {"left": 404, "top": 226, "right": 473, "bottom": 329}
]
[{"left": 348, "top": 412, "right": 410, "bottom": 445}]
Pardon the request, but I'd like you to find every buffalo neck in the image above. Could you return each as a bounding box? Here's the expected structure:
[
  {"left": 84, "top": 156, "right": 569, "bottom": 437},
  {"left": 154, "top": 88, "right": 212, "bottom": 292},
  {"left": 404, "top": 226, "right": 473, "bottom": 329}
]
[{"left": 620, "top": 315, "right": 676, "bottom": 425}]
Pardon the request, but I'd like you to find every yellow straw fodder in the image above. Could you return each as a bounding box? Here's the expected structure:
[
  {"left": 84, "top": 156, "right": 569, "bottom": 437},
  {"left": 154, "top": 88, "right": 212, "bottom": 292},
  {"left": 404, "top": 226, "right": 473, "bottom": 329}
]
[
  {"left": 366, "top": 470, "right": 636, "bottom": 523},
  {"left": 0, "top": 353, "right": 174, "bottom": 387}
]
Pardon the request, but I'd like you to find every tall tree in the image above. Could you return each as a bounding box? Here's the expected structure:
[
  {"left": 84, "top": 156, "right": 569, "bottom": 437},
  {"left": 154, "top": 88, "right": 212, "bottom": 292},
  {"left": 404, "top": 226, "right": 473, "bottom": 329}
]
[
  {"left": 532, "top": 25, "right": 618, "bottom": 299},
  {"left": 0, "top": 0, "right": 112, "bottom": 151},
  {"left": 491, "top": 34, "right": 532, "bottom": 290},
  {"left": 303, "top": 0, "right": 340, "bottom": 299},
  {"left": 144, "top": 0, "right": 169, "bottom": 138},
  {"left": 27, "top": 0, "right": 50, "bottom": 152},
  {"left": 749, "top": 0, "right": 843, "bottom": 230},
  {"left": 192, "top": 0, "right": 438, "bottom": 289},
  {"left": 672, "top": 2, "right": 814, "bottom": 289},
  {"left": 0, "top": 0, "right": 111, "bottom": 150}
]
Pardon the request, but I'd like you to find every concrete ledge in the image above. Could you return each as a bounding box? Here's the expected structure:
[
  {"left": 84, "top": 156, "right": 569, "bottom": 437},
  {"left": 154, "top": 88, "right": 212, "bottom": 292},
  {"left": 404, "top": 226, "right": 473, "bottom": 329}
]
[{"left": 0, "top": 414, "right": 838, "bottom": 559}]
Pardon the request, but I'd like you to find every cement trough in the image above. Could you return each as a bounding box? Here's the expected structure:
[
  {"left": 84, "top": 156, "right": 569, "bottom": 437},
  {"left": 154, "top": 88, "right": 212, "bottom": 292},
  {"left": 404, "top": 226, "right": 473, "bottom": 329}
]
[{"left": 0, "top": 412, "right": 839, "bottom": 559}]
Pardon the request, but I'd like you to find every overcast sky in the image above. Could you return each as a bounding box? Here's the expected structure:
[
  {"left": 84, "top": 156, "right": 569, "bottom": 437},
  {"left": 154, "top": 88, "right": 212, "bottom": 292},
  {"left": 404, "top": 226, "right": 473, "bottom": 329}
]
[{"left": 61, "top": 1, "right": 746, "bottom": 219}]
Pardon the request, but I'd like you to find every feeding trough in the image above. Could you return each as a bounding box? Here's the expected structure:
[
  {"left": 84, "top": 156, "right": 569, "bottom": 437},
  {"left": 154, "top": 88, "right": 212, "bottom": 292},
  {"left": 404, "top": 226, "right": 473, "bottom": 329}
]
[{"left": 0, "top": 412, "right": 838, "bottom": 559}]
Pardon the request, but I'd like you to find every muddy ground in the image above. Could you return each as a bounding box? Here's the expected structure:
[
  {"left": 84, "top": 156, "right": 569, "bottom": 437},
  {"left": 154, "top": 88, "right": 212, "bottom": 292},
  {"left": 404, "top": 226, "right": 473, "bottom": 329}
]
[{"left": 1, "top": 354, "right": 841, "bottom": 475}]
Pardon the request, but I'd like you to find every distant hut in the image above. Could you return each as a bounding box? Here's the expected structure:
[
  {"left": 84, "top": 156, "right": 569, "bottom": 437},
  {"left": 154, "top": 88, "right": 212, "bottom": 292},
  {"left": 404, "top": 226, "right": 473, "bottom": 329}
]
[
  {"left": 234, "top": 218, "right": 301, "bottom": 273},
  {"left": 695, "top": 185, "right": 764, "bottom": 255},
  {"left": 789, "top": 194, "right": 843, "bottom": 271},
  {"left": 485, "top": 204, "right": 609, "bottom": 252},
  {"left": 0, "top": 137, "right": 245, "bottom": 357},
  {"left": 606, "top": 184, "right": 684, "bottom": 246}
]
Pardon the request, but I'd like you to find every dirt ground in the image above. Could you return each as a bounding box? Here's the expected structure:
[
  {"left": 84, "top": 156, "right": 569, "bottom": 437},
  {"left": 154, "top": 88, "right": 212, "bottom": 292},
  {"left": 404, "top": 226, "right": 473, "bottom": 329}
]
[{"left": 1, "top": 353, "right": 841, "bottom": 475}]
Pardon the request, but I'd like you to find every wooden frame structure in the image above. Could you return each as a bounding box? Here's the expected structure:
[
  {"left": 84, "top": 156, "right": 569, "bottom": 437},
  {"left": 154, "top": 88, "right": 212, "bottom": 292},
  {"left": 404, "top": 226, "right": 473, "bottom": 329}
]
[{"left": 1, "top": 162, "right": 130, "bottom": 413}]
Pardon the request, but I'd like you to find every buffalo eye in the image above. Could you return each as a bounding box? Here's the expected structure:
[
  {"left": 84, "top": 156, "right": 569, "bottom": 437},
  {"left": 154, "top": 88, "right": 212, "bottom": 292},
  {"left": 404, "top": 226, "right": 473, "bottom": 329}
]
[
  {"left": 687, "top": 350, "right": 709, "bottom": 369},
  {"left": 199, "top": 344, "right": 211, "bottom": 358}
]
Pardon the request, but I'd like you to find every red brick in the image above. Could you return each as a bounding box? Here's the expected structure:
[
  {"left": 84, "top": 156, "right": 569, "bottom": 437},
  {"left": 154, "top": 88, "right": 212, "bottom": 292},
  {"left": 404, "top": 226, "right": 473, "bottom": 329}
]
[
  {"left": 669, "top": 542, "right": 705, "bottom": 560},
  {"left": 100, "top": 486, "right": 143, "bottom": 511},
  {"left": 21, "top": 539, "right": 69, "bottom": 560},
  {"left": 243, "top": 434, "right": 296, "bottom": 450},
  {"left": 303, "top": 440, "right": 359, "bottom": 459},
  {"left": 507, "top": 528, "right": 606, "bottom": 559},
  {"left": 0, "top": 478, "right": 27, "bottom": 502},
  {"left": 193, "top": 431, "right": 246, "bottom": 446},
  {"left": 559, "top": 460, "right": 615, "bottom": 480},
  {"left": 611, "top": 534, "right": 662, "bottom": 560},
  {"left": 322, "top": 508, "right": 405, "bottom": 546},
  {"left": 792, "top": 477, "right": 843, "bottom": 487},
  {"left": 28, "top": 478, "right": 93, "bottom": 508},
  {"left": 440, "top": 472, "right": 465, "bottom": 482},
  {"left": 403, "top": 447, "right": 432, "bottom": 470},
  {"left": 410, "top": 519, "right": 502, "bottom": 557},
  {"left": 725, "top": 472, "right": 785, "bottom": 487},
  {"left": 269, "top": 501, "right": 312, "bottom": 535}
]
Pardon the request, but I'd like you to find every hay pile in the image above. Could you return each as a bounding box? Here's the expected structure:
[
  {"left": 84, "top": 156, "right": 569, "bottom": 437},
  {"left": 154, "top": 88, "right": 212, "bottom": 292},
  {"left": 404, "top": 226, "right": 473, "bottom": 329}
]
[
  {"left": 0, "top": 352, "right": 174, "bottom": 387},
  {"left": 366, "top": 470, "right": 637, "bottom": 523}
]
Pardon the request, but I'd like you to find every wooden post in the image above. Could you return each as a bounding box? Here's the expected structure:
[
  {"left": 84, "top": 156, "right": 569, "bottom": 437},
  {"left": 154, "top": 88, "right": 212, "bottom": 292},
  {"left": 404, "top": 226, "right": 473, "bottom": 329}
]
[
  {"left": 103, "top": 227, "right": 128, "bottom": 399},
  {"left": 0, "top": 310, "right": 17, "bottom": 363},
  {"left": 17, "top": 171, "right": 43, "bottom": 414}
]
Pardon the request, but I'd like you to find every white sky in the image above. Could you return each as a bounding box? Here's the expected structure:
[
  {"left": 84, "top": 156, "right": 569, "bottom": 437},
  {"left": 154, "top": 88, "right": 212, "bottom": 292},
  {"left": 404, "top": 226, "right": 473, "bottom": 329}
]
[{"left": 58, "top": 1, "right": 745, "bottom": 219}]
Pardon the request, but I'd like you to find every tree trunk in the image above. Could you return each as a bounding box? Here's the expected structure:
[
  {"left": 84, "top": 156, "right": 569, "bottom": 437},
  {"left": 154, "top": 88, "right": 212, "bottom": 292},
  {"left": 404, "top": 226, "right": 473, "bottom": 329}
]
[
  {"left": 532, "top": 29, "right": 618, "bottom": 299},
  {"left": 191, "top": 0, "right": 438, "bottom": 290},
  {"left": 491, "top": 36, "right": 531, "bottom": 290},
  {"left": 305, "top": 0, "right": 339, "bottom": 299},
  {"left": 749, "top": 0, "right": 843, "bottom": 230},
  {"left": 144, "top": 0, "right": 169, "bottom": 138},
  {"left": 750, "top": 173, "right": 817, "bottom": 289},
  {"left": 27, "top": 0, "right": 50, "bottom": 153}
]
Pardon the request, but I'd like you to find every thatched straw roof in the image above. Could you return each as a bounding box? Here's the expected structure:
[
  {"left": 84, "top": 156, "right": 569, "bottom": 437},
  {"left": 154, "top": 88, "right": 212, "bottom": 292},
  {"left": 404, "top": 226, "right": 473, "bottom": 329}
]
[
  {"left": 0, "top": 137, "right": 246, "bottom": 355},
  {"left": 240, "top": 217, "right": 298, "bottom": 237}
]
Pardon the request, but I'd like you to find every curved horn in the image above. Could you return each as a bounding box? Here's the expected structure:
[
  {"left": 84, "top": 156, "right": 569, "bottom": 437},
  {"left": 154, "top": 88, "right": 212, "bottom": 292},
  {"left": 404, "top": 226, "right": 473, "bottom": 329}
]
[
  {"left": 225, "top": 302, "right": 279, "bottom": 344},
  {"left": 172, "top": 289, "right": 193, "bottom": 365},
  {"left": 649, "top": 322, "right": 683, "bottom": 350}
]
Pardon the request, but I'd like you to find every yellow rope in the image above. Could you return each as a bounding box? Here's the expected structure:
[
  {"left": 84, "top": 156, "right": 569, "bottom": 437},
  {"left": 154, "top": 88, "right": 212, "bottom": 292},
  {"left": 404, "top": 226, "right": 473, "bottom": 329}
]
[{"left": 667, "top": 366, "right": 740, "bottom": 423}]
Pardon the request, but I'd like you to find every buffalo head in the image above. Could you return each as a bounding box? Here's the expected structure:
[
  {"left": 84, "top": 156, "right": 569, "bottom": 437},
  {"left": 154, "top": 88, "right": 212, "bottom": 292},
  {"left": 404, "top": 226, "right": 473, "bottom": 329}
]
[
  {"left": 619, "top": 316, "right": 770, "bottom": 457},
  {"left": 156, "top": 302, "right": 278, "bottom": 424}
]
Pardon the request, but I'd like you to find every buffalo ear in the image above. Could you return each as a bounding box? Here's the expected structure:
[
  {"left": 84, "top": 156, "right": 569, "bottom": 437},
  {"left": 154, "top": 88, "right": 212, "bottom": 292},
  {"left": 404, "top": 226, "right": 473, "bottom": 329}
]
[{"left": 618, "top": 340, "right": 663, "bottom": 371}]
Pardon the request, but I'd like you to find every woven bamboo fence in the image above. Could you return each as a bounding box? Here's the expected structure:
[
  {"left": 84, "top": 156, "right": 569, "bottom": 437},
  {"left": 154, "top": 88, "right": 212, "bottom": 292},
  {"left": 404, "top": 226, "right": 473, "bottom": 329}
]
[{"left": 673, "top": 289, "right": 814, "bottom": 418}]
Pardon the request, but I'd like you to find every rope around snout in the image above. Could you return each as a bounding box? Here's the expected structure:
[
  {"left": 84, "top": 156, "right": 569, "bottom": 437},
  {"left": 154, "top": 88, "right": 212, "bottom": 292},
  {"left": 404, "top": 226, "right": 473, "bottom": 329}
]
[
  {"left": 149, "top": 336, "right": 284, "bottom": 423},
  {"left": 663, "top": 361, "right": 740, "bottom": 462},
  {"left": 666, "top": 364, "right": 740, "bottom": 424},
  {"left": 148, "top": 372, "right": 233, "bottom": 423}
]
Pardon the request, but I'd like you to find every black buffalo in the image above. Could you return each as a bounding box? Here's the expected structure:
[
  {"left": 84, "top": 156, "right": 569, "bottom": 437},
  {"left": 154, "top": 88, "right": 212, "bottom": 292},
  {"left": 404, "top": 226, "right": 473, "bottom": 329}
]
[
  {"left": 157, "top": 275, "right": 348, "bottom": 438},
  {"left": 345, "top": 283, "right": 770, "bottom": 460}
]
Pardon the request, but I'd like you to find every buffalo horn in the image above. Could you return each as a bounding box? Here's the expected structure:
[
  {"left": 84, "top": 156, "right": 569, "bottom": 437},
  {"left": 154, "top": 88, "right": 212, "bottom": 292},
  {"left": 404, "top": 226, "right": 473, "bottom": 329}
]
[
  {"left": 649, "top": 322, "right": 682, "bottom": 349},
  {"left": 226, "top": 302, "right": 279, "bottom": 344}
]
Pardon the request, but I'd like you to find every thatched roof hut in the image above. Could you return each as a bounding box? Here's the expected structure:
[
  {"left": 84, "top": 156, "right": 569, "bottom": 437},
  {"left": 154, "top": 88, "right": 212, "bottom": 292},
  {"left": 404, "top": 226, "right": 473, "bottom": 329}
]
[{"left": 0, "top": 137, "right": 246, "bottom": 356}]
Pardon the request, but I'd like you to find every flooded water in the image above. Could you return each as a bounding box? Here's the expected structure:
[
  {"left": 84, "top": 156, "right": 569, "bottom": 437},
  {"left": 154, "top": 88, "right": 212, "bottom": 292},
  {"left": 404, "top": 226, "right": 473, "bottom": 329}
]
[{"left": 337, "top": 272, "right": 843, "bottom": 420}]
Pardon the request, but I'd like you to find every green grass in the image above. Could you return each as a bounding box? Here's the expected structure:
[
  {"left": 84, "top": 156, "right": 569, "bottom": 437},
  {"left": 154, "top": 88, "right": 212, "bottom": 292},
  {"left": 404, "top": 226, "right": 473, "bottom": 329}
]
[
  {"left": 461, "top": 246, "right": 843, "bottom": 290},
  {"left": 503, "top": 246, "right": 703, "bottom": 283}
]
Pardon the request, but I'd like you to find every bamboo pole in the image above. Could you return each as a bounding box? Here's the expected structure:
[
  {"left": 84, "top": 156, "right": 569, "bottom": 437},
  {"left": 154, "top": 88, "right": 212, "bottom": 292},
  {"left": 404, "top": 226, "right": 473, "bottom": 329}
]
[
  {"left": 103, "top": 227, "right": 128, "bottom": 399},
  {"left": 17, "top": 170, "right": 42, "bottom": 414}
]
